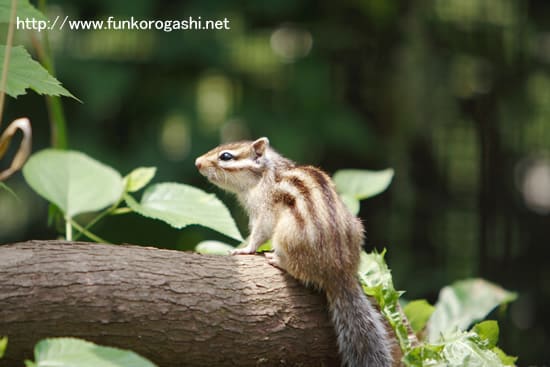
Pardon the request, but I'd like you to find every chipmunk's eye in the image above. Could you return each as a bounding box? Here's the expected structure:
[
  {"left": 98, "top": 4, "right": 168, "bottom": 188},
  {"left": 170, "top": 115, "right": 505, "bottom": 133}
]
[{"left": 219, "top": 152, "right": 234, "bottom": 161}]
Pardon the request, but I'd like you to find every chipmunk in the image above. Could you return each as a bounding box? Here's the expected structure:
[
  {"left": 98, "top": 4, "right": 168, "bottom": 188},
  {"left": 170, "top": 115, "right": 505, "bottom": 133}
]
[{"left": 195, "top": 137, "right": 392, "bottom": 367}]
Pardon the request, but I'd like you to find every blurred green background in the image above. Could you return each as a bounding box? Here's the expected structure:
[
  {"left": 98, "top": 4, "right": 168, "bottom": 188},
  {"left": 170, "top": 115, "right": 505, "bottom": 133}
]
[{"left": 1, "top": 0, "right": 549, "bottom": 364}]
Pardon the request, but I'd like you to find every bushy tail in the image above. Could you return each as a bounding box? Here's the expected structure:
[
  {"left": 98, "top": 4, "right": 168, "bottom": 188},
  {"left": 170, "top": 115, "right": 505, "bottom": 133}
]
[{"left": 327, "top": 281, "right": 393, "bottom": 367}]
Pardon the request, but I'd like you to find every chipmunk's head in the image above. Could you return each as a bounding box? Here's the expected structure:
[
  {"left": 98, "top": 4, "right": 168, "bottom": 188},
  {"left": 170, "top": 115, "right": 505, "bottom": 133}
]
[{"left": 195, "top": 137, "right": 271, "bottom": 193}]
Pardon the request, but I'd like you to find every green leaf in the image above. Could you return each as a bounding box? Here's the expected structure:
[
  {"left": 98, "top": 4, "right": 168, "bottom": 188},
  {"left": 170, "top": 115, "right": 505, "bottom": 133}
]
[
  {"left": 333, "top": 168, "right": 394, "bottom": 200},
  {"left": 402, "top": 343, "right": 444, "bottom": 367},
  {"left": 404, "top": 330, "right": 504, "bottom": 367},
  {"left": 31, "top": 338, "right": 157, "bottom": 367},
  {"left": 493, "top": 346, "right": 518, "bottom": 366},
  {"left": 427, "top": 279, "right": 517, "bottom": 342},
  {"left": 124, "top": 167, "right": 157, "bottom": 192},
  {"left": 358, "top": 250, "right": 395, "bottom": 294},
  {"left": 23, "top": 150, "right": 124, "bottom": 218},
  {"left": 256, "top": 240, "right": 272, "bottom": 252},
  {"left": 0, "top": 46, "right": 78, "bottom": 99},
  {"left": 358, "top": 250, "right": 411, "bottom": 353},
  {"left": 403, "top": 299, "right": 435, "bottom": 334},
  {"left": 0, "top": 0, "right": 47, "bottom": 23},
  {"left": 441, "top": 332, "right": 502, "bottom": 366},
  {"left": 340, "top": 193, "right": 360, "bottom": 215},
  {"left": 230, "top": 240, "right": 272, "bottom": 253},
  {"left": 195, "top": 240, "right": 234, "bottom": 255},
  {"left": 472, "top": 320, "right": 499, "bottom": 348},
  {"left": 0, "top": 337, "right": 7, "bottom": 359},
  {"left": 125, "top": 183, "right": 243, "bottom": 242}
]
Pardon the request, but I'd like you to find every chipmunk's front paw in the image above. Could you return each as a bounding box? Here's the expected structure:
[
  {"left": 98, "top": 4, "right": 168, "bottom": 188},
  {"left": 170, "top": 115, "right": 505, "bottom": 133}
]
[{"left": 230, "top": 246, "right": 256, "bottom": 255}]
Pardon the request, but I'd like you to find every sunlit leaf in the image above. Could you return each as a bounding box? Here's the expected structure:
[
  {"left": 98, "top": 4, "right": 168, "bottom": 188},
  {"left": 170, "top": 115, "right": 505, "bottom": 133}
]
[
  {"left": 124, "top": 167, "right": 156, "bottom": 192},
  {"left": 403, "top": 299, "right": 435, "bottom": 334},
  {"left": 333, "top": 168, "right": 394, "bottom": 200},
  {"left": 340, "top": 193, "right": 360, "bottom": 215},
  {"left": 404, "top": 330, "right": 503, "bottom": 367},
  {"left": 229, "top": 240, "right": 272, "bottom": 253},
  {"left": 427, "top": 279, "right": 517, "bottom": 342},
  {"left": 195, "top": 240, "right": 234, "bottom": 255},
  {"left": 358, "top": 250, "right": 411, "bottom": 352},
  {"left": 23, "top": 150, "right": 124, "bottom": 218},
  {"left": 440, "top": 332, "right": 502, "bottom": 366},
  {"left": 402, "top": 343, "right": 444, "bottom": 367},
  {"left": 358, "top": 250, "right": 395, "bottom": 293},
  {"left": 257, "top": 240, "right": 272, "bottom": 252},
  {"left": 30, "top": 338, "right": 157, "bottom": 367},
  {"left": 125, "top": 182, "right": 243, "bottom": 241},
  {"left": 472, "top": 320, "right": 499, "bottom": 348},
  {"left": 493, "top": 346, "right": 518, "bottom": 366},
  {"left": 0, "top": 46, "right": 78, "bottom": 99}
]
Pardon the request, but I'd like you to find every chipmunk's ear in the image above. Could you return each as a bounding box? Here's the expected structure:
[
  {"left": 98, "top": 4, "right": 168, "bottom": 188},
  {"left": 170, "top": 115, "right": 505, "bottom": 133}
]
[{"left": 252, "top": 137, "right": 269, "bottom": 157}]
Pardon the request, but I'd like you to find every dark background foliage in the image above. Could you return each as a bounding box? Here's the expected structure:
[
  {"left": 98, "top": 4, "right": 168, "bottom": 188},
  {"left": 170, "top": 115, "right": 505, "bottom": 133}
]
[{"left": 1, "top": 0, "right": 549, "bottom": 364}]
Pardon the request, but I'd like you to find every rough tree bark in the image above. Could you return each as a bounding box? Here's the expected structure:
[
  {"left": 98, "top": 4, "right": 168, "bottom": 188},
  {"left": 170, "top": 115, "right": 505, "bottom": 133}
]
[{"left": 0, "top": 240, "right": 402, "bottom": 367}]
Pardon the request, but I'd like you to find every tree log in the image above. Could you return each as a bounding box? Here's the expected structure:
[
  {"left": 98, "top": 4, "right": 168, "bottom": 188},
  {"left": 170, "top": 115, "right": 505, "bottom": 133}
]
[{"left": 0, "top": 240, "right": 402, "bottom": 366}]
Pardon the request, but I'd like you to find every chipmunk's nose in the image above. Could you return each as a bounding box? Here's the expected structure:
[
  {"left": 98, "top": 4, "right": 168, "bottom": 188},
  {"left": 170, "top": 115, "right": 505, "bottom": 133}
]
[{"left": 195, "top": 158, "right": 203, "bottom": 170}]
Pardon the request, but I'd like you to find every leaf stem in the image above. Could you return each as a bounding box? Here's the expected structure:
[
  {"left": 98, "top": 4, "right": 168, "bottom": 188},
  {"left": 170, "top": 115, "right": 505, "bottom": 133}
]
[
  {"left": 33, "top": 0, "right": 68, "bottom": 149},
  {"left": 72, "top": 196, "right": 130, "bottom": 241},
  {"left": 69, "top": 218, "right": 111, "bottom": 244},
  {"left": 111, "top": 207, "right": 132, "bottom": 215},
  {"left": 72, "top": 208, "right": 111, "bottom": 241},
  {"left": 0, "top": 182, "right": 21, "bottom": 202},
  {"left": 65, "top": 216, "right": 72, "bottom": 241},
  {"left": 46, "top": 96, "right": 68, "bottom": 149}
]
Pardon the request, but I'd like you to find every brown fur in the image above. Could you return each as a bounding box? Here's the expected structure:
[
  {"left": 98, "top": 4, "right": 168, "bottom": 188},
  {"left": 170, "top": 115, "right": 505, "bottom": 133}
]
[{"left": 196, "top": 138, "right": 392, "bottom": 367}]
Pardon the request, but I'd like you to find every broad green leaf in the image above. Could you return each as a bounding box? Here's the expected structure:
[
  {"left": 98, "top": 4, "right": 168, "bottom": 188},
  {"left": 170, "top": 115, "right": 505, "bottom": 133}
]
[
  {"left": 125, "top": 182, "right": 243, "bottom": 241},
  {"left": 0, "top": 337, "right": 7, "bottom": 358},
  {"left": 472, "top": 320, "right": 499, "bottom": 348},
  {"left": 23, "top": 150, "right": 124, "bottom": 218},
  {"left": 333, "top": 168, "right": 394, "bottom": 200},
  {"left": 31, "top": 338, "right": 157, "bottom": 367},
  {"left": 124, "top": 167, "right": 156, "bottom": 192},
  {"left": 403, "top": 299, "right": 435, "bottom": 334},
  {"left": 0, "top": 0, "right": 47, "bottom": 23},
  {"left": 195, "top": 240, "right": 234, "bottom": 255},
  {"left": 427, "top": 279, "right": 517, "bottom": 342},
  {"left": 0, "top": 46, "right": 78, "bottom": 99}
]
